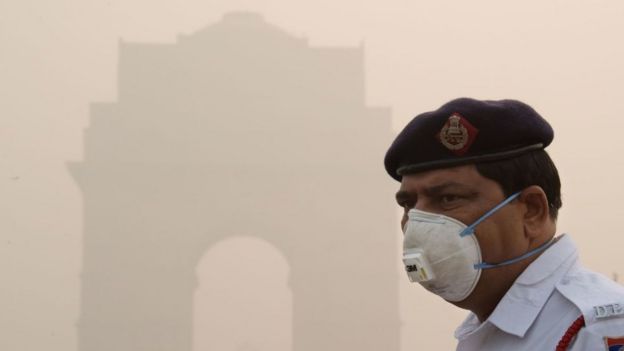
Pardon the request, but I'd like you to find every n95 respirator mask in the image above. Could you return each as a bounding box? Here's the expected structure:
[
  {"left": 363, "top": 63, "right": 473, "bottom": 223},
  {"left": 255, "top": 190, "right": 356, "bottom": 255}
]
[
  {"left": 402, "top": 192, "right": 523, "bottom": 302},
  {"left": 403, "top": 209, "right": 482, "bottom": 302}
]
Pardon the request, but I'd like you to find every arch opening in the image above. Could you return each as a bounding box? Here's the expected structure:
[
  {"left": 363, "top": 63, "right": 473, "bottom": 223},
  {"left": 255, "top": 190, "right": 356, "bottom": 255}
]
[{"left": 193, "top": 236, "right": 292, "bottom": 351}]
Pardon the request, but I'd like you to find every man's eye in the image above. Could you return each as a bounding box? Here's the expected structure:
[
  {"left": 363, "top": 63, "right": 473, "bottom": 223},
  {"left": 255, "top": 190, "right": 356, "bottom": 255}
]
[{"left": 440, "top": 194, "right": 461, "bottom": 204}]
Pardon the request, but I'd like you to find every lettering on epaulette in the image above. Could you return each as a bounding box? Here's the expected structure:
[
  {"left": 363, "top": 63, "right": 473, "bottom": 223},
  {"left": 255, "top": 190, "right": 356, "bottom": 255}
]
[{"left": 594, "top": 303, "right": 624, "bottom": 319}]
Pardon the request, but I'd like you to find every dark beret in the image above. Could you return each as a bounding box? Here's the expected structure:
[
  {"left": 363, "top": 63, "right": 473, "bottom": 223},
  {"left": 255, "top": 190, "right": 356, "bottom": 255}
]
[{"left": 384, "top": 98, "right": 554, "bottom": 181}]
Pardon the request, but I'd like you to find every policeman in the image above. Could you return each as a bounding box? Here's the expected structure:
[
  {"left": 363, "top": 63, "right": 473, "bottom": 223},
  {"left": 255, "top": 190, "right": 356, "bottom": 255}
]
[{"left": 385, "top": 98, "right": 624, "bottom": 350}]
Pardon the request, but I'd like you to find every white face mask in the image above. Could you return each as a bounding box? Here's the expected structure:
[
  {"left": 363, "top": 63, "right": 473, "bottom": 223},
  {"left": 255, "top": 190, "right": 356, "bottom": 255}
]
[
  {"left": 403, "top": 209, "right": 482, "bottom": 302},
  {"left": 402, "top": 192, "right": 553, "bottom": 302}
]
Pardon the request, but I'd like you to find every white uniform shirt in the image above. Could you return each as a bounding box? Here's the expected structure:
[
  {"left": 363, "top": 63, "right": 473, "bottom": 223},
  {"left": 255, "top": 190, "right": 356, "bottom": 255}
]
[{"left": 454, "top": 234, "right": 624, "bottom": 351}]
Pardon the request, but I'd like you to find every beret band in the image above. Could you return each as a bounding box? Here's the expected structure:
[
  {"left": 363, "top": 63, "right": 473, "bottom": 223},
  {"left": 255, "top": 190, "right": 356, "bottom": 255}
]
[{"left": 396, "top": 142, "right": 544, "bottom": 176}]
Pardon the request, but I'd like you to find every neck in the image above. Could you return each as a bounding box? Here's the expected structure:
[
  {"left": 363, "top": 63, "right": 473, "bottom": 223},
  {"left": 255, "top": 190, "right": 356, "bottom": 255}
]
[{"left": 472, "top": 275, "right": 517, "bottom": 322}]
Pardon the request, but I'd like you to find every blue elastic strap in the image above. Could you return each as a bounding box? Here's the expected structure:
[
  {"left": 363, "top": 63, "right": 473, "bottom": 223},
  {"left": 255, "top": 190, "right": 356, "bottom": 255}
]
[
  {"left": 473, "top": 238, "right": 555, "bottom": 269},
  {"left": 459, "top": 191, "right": 522, "bottom": 237}
]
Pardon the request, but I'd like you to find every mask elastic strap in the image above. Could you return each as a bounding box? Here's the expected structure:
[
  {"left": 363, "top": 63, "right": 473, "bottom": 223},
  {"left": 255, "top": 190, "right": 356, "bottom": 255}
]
[
  {"left": 459, "top": 191, "right": 522, "bottom": 237},
  {"left": 473, "top": 237, "right": 555, "bottom": 270}
]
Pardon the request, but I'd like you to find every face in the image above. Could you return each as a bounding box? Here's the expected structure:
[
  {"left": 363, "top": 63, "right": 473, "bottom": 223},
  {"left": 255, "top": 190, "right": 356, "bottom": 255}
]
[{"left": 396, "top": 165, "right": 531, "bottom": 303}]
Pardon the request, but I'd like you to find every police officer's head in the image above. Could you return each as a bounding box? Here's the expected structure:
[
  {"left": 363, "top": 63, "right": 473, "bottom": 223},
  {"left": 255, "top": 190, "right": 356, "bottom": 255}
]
[
  {"left": 386, "top": 97, "right": 561, "bottom": 318},
  {"left": 385, "top": 97, "right": 561, "bottom": 228}
]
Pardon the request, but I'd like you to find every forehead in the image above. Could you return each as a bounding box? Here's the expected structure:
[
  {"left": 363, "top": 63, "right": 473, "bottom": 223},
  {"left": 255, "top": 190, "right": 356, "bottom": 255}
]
[{"left": 399, "top": 164, "right": 494, "bottom": 192}]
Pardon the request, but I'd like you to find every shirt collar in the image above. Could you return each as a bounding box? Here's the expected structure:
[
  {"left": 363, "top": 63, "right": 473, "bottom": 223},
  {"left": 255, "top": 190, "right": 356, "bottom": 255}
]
[{"left": 455, "top": 234, "right": 579, "bottom": 339}]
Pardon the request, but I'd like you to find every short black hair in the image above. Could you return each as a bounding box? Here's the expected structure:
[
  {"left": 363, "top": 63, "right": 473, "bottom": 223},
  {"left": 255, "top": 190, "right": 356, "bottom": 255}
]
[{"left": 475, "top": 150, "right": 562, "bottom": 219}]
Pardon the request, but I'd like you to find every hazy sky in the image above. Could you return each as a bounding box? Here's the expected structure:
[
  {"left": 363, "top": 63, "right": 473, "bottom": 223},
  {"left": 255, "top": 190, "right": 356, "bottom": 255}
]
[{"left": 2, "top": 1, "right": 624, "bottom": 350}]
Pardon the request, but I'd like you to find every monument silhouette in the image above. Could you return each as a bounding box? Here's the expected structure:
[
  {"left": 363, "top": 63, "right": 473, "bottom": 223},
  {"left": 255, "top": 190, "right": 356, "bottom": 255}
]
[{"left": 70, "top": 11, "right": 399, "bottom": 351}]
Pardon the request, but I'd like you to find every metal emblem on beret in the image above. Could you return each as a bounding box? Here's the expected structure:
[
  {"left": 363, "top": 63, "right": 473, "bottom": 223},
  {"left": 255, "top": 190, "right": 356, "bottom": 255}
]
[{"left": 437, "top": 113, "right": 478, "bottom": 156}]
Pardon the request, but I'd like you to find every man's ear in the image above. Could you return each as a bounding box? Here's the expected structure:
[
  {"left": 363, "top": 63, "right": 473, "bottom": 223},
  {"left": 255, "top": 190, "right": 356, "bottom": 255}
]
[{"left": 519, "top": 185, "right": 551, "bottom": 239}]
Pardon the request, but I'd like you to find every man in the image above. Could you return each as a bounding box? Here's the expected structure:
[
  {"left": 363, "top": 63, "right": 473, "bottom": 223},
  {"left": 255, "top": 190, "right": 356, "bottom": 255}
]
[{"left": 384, "top": 98, "right": 624, "bottom": 350}]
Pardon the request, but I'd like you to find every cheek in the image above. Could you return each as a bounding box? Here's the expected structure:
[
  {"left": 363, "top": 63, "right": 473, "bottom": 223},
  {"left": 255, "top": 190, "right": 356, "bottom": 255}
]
[{"left": 474, "top": 214, "right": 525, "bottom": 262}]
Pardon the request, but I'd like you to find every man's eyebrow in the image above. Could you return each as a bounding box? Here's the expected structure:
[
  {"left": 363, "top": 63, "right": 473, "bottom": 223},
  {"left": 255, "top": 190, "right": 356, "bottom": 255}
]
[
  {"left": 395, "top": 181, "right": 473, "bottom": 203},
  {"left": 424, "top": 182, "right": 471, "bottom": 196}
]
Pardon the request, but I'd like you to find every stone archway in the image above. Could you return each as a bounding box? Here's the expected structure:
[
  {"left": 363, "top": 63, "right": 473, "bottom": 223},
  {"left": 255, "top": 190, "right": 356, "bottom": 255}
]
[{"left": 70, "top": 12, "right": 399, "bottom": 351}]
